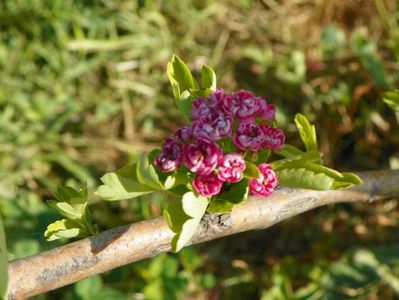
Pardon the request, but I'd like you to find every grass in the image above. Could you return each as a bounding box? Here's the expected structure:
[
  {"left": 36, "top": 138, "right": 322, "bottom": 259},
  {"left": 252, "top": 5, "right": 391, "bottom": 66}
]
[{"left": 0, "top": 0, "right": 398, "bottom": 299}]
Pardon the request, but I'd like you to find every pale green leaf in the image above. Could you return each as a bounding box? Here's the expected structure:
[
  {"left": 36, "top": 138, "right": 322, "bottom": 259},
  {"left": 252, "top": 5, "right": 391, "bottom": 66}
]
[
  {"left": 136, "top": 150, "right": 165, "bottom": 191},
  {"left": 201, "top": 64, "right": 217, "bottom": 91},
  {"left": 294, "top": 114, "right": 318, "bottom": 153},
  {"left": 167, "top": 55, "right": 199, "bottom": 121},
  {"left": 95, "top": 164, "right": 154, "bottom": 201},
  {"left": 383, "top": 91, "right": 399, "bottom": 112},
  {"left": 164, "top": 192, "right": 208, "bottom": 252},
  {"left": 0, "top": 215, "right": 8, "bottom": 299},
  {"left": 47, "top": 200, "right": 85, "bottom": 220},
  {"left": 44, "top": 219, "right": 87, "bottom": 241},
  {"left": 167, "top": 54, "right": 198, "bottom": 95}
]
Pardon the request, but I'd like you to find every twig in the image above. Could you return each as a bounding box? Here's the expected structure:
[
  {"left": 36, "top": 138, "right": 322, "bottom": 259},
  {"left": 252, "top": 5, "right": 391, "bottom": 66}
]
[{"left": 7, "top": 170, "right": 399, "bottom": 300}]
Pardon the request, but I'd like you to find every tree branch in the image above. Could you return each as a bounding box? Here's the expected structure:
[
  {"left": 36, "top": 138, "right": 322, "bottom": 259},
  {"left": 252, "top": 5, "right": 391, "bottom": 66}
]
[{"left": 7, "top": 170, "right": 399, "bottom": 300}]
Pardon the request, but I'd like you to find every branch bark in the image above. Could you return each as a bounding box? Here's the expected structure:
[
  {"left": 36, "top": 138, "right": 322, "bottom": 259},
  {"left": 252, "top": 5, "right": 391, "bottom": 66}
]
[{"left": 7, "top": 170, "right": 399, "bottom": 300}]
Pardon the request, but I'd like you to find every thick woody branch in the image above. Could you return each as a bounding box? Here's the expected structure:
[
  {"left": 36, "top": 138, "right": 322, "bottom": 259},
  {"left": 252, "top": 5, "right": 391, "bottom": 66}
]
[{"left": 7, "top": 170, "right": 399, "bottom": 300}]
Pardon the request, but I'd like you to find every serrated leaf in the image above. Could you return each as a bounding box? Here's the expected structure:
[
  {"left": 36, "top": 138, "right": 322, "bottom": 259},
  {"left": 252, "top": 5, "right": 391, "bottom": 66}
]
[
  {"left": 95, "top": 164, "right": 154, "bottom": 201},
  {"left": 44, "top": 219, "right": 87, "bottom": 241},
  {"left": 201, "top": 64, "right": 217, "bottom": 91},
  {"left": 294, "top": 114, "right": 318, "bottom": 153},
  {"left": 164, "top": 192, "right": 208, "bottom": 252},
  {"left": 277, "top": 168, "right": 335, "bottom": 190},
  {"left": 0, "top": 215, "right": 8, "bottom": 299},
  {"left": 383, "top": 91, "right": 399, "bottom": 112},
  {"left": 208, "top": 198, "right": 235, "bottom": 213},
  {"left": 274, "top": 160, "right": 362, "bottom": 190},
  {"left": 219, "top": 179, "right": 249, "bottom": 204},
  {"left": 243, "top": 161, "right": 261, "bottom": 179}
]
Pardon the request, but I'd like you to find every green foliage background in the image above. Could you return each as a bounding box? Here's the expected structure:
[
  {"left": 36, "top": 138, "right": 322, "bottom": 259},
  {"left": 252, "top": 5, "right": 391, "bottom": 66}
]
[{"left": 0, "top": 0, "right": 398, "bottom": 299}]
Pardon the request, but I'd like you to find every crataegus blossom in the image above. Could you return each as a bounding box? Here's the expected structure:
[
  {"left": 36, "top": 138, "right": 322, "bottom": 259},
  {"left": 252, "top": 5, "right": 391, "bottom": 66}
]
[
  {"left": 173, "top": 125, "right": 192, "bottom": 144},
  {"left": 233, "top": 121, "right": 265, "bottom": 151},
  {"left": 221, "top": 90, "right": 260, "bottom": 119},
  {"left": 193, "top": 173, "right": 223, "bottom": 197},
  {"left": 192, "top": 97, "right": 212, "bottom": 121},
  {"left": 154, "top": 138, "right": 182, "bottom": 172},
  {"left": 183, "top": 138, "right": 222, "bottom": 175},
  {"left": 258, "top": 102, "right": 276, "bottom": 121},
  {"left": 208, "top": 89, "right": 226, "bottom": 106},
  {"left": 260, "top": 125, "right": 285, "bottom": 150},
  {"left": 192, "top": 112, "right": 233, "bottom": 141},
  {"left": 249, "top": 163, "right": 278, "bottom": 197},
  {"left": 217, "top": 153, "right": 246, "bottom": 182}
]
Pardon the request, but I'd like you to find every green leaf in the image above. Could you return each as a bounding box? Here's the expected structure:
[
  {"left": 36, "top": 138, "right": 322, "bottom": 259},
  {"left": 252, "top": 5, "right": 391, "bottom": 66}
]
[
  {"left": 167, "top": 55, "right": 199, "bottom": 121},
  {"left": 332, "top": 172, "right": 363, "bottom": 189},
  {"left": 0, "top": 215, "right": 8, "bottom": 299},
  {"left": 164, "top": 192, "right": 208, "bottom": 252},
  {"left": 254, "top": 148, "right": 271, "bottom": 164},
  {"left": 137, "top": 150, "right": 166, "bottom": 191},
  {"left": 208, "top": 198, "right": 235, "bottom": 213},
  {"left": 271, "top": 151, "right": 321, "bottom": 170},
  {"left": 383, "top": 91, "right": 399, "bottom": 112},
  {"left": 167, "top": 55, "right": 198, "bottom": 96},
  {"left": 48, "top": 185, "right": 88, "bottom": 220},
  {"left": 275, "top": 144, "right": 304, "bottom": 158},
  {"left": 55, "top": 186, "right": 82, "bottom": 203},
  {"left": 219, "top": 179, "right": 249, "bottom": 204},
  {"left": 137, "top": 150, "right": 189, "bottom": 191},
  {"left": 294, "top": 114, "right": 318, "bottom": 153},
  {"left": 95, "top": 164, "right": 154, "bottom": 201},
  {"left": 47, "top": 200, "right": 85, "bottom": 220},
  {"left": 201, "top": 64, "right": 217, "bottom": 91},
  {"left": 274, "top": 160, "right": 362, "bottom": 190},
  {"left": 44, "top": 219, "right": 87, "bottom": 241},
  {"left": 276, "top": 167, "right": 335, "bottom": 190},
  {"left": 243, "top": 161, "right": 261, "bottom": 179},
  {"left": 176, "top": 90, "right": 196, "bottom": 122}
]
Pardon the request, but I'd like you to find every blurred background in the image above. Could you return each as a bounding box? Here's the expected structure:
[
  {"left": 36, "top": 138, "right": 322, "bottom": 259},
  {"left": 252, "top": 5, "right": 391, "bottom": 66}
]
[{"left": 1, "top": 0, "right": 399, "bottom": 299}]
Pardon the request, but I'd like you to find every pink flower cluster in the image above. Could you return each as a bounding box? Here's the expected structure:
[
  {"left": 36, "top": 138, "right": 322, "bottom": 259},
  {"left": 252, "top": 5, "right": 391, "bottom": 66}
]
[{"left": 154, "top": 89, "right": 284, "bottom": 198}]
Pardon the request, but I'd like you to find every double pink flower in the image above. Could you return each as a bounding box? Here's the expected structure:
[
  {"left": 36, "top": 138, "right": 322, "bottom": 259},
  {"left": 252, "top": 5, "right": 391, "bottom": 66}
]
[
  {"left": 154, "top": 89, "right": 284, "bottom": 198},
  {"left": 154, "top": 138, "right": 183, "bottom": 173},
  {"left": 183, "top": 138, "right": 222, "bottom": 175},
  {"left": 192, "top": 112, "right": 233, "bottom": 141},
  {"left": 218, "top": 153, "right": 246, "bottom": 183},
  {"left": 233, "top": 121, "right": 265, "bottom": 151},
  {"left": 249, "top": 163, "right": 278, "bottom": 197}
]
